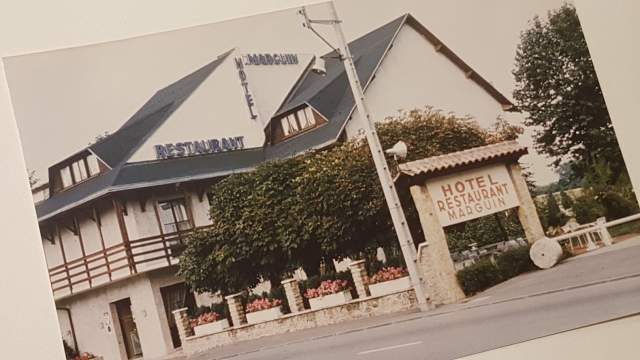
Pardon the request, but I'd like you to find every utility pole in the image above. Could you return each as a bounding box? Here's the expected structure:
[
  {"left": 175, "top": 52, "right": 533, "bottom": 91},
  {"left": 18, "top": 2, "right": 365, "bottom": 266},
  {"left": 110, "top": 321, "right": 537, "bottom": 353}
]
[{"left": 301, "top": 2, "right": 431, "bottom": 310}]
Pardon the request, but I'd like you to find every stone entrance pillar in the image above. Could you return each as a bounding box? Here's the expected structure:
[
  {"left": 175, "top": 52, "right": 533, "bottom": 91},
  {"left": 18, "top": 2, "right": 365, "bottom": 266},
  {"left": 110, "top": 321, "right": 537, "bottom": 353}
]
[
  {"left": 172, "top": 308, "right": 194, "bottom": 344},
  {"left": 507, "top": 163, "right": 545, "bottom": 244},
  {"left": 410, "top": 185, "right": 466, "bottom": 305},
  {"left": 348, "top": 260, "right": 369, "bottom": 298},
  {"left": 281, "top": 278, "right": 306, "bottom": 313},
  {"left": 224, "top": 292, "right": 246, "bottom": 327}
]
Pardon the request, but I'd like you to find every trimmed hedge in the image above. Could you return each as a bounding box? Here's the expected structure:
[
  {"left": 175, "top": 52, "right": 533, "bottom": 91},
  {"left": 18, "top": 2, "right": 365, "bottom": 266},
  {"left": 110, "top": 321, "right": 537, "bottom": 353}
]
[
  {"left": 494, "top": 245, "right": 536, "bottom": 279},
  {"left": 456, "top": 259, "right": 503, "bottom": 295},
  {"left": 457, "top": 245, "right": 536, "bottom": 295}
]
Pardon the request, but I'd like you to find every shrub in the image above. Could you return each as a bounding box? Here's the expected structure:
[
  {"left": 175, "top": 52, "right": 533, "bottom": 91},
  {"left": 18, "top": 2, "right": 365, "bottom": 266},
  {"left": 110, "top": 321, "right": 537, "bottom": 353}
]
[
  {"left": 600, "top": 191, "right": 639, "bottom": 220},
  {"left": 573, "top": 195, "right": 606, "bottom": 224},
  {"left": 494, "top": 246, "right": 536, "bottom": 279},
  {"left": 456, "top": 259, "right": 503, "bottom": 295},
  {"left": 457, "top": 245, "right": 539, "bottom": 295}
]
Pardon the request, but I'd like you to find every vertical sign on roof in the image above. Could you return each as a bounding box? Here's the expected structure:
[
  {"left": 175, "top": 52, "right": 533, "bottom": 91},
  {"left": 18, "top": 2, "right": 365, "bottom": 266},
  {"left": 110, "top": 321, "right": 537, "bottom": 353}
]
[{"left": 235, "top": 57, "right": 259, "bottom": 122}]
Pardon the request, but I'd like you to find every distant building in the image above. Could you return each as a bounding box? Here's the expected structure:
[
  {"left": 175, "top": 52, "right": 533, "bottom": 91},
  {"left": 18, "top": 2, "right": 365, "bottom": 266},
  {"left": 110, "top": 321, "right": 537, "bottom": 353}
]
[{"left": 33, "top": 14, "right": 516, "bottom": 360}]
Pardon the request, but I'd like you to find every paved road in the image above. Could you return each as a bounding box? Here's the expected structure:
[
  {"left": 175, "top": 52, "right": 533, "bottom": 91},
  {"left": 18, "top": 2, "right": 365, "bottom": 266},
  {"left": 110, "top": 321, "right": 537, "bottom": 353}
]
[{"left": 182, "top": 237, "right": 640, "bottom": 360}]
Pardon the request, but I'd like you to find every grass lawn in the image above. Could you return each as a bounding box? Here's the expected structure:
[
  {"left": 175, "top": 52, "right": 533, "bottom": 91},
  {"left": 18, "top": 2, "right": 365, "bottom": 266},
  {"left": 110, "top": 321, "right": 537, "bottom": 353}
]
[{"left": 609, "top": 219, "right": 640, "bottom": 238}]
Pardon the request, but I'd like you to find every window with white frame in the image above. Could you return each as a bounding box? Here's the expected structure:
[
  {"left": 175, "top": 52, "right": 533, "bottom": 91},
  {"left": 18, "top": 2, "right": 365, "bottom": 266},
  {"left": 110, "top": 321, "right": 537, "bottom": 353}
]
[
  {"left": 60, "top": 167, "right": 73, "bottom": 188},
  {"left": 279, "top": 106, "right": 319, "bottom": 138},
  {"left": 55, "top": 153, "right": 103, "bottom": 192},
  {"left": 87, "top": 154, "right": 101, "bottom": 176},
  {"left": 158, "top": 198, "right": 192, "bottom": 233}
]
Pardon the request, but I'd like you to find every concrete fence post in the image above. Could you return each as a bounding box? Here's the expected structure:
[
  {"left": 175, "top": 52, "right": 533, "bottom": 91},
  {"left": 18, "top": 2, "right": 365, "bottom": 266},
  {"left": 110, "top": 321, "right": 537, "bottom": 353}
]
[
  {"left": 349, "top": 259, "right": 369, "bottom": 299},
  {"left": 225, "top": 292, "right": 246, "bottom": 327},
  {"left": 281, "top": 278, "right": 306, "bottom": 313},
  {"left": 597, "top": 217, "right": 613, "bottom": 246},
  {"left": 172, "top": 307, "right": 194, "bottom": 344}
]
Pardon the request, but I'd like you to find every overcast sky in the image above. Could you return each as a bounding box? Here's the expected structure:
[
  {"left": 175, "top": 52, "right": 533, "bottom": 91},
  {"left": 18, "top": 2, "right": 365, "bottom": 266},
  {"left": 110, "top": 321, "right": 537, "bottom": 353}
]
[{"left": 3, "top": 0, "right": 565, "bottom": 185}]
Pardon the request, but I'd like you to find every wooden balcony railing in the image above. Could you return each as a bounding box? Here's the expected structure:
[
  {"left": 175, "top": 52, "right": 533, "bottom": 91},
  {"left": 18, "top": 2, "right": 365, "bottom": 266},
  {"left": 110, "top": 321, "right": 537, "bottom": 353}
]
[{"left": 48, "top": 225, "right": 213, "bottom": 296}]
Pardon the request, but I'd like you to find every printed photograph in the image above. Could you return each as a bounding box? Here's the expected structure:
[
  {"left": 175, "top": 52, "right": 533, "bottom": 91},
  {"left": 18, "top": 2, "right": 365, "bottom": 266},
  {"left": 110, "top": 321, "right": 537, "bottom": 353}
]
[{"left": 3, "top": 1, "right": 639, "bottom": 359}]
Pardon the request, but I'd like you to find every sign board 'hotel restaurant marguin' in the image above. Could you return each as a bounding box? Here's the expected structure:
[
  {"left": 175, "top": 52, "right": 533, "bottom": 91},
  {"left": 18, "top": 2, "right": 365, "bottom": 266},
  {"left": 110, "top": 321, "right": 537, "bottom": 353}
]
[{"left": 31, "top": 14, "right": 521, "bottom": 360}]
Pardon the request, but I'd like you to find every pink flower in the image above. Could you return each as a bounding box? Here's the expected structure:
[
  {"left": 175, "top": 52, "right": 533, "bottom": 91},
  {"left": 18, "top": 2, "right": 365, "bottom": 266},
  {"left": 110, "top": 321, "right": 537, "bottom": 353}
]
[
  {"left": 190, "top": 311, "right": 220, "bottom": 327},
  {"left": 245, "top": 297, "right": 283, "bottom": 313},
  {"left": 365, "top": 267, "right": 408, "bottom": 285},
  {"left": 304, "top": 279, "right": 351, "bottom": 299}
]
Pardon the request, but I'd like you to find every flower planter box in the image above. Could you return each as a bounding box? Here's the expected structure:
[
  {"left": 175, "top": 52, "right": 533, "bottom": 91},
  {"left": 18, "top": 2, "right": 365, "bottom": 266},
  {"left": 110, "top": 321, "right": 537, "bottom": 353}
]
[
  {"left": 246, "top": 306, "right": 283, "bottom": 324},
  {"left": 193, "top": 318, "right": 230, "bottom": 337},
  {"left": 368, "top": 276, "right": 411, "bottom": 297},
  {"left": 308, "top": 290, "right": 352, "bottom": 310}
]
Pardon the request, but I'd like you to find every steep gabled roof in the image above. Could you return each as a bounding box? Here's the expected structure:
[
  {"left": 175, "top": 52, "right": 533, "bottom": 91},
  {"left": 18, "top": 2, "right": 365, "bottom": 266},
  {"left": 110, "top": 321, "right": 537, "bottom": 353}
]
[
  {"left": 403, "top": 15, "right": 515, "bottom": 110},
  {"left": 267, "top": 14, "right": 406, "bottom": 159},
  {"left": 89, "top": 50, "right": 233, "bottom": 167},
  {"left": 36, "top": 14, "right": 517, "bottom": 222},
  {"left": 37, "top": 51, "right": 234, "bottom": 221},
  {"left": 266, "top": 14, "right": 515, "bottom": 159}
]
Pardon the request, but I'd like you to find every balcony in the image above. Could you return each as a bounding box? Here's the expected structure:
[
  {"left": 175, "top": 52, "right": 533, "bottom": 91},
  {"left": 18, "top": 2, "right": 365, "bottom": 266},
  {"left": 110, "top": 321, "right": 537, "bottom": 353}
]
[{"left": 48, "top": 224, "right": 213, "bottom": 298}]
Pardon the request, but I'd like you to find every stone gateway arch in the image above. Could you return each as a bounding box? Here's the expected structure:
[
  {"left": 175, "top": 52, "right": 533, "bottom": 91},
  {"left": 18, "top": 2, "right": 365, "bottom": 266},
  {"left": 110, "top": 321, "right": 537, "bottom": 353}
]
[{"left": 396, "top": 141, "right": 545, "bottom": 305}]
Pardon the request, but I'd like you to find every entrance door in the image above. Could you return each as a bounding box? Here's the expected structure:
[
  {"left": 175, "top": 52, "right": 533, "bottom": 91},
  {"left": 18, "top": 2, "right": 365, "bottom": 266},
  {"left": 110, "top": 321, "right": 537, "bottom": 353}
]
[
  {"left": 114, "top": 298, "right": 143, "bottom": 359},
  {"left": 161, "top": 283, "right": 196, "bottom": 348}
]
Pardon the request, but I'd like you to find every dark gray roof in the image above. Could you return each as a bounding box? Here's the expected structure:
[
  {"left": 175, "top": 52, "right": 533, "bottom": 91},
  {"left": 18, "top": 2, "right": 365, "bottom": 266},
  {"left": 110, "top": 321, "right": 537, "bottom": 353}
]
[
  {"left": 35, "top": 169, "right": 120, "bottom": 220},
  {"left": 90, "top": 50, "right": 233, "bottom": 167},
  {"left": 266, "top": 15, "right": 406, "bottom": 159},
  {"left": 36, "top": 17, "right": 405, "bottom": 222},
  {"left": 36, "top": 148, "right": 265, "bottom": 220},
  {"left": 36, "top": 13, "right": 515, "bottom": 222},
  {"left": 113, "top": 147, "right": 265, "bottom": 186},
  {"left": 37, "top": 51, "right": 233, "bottom": 221}
]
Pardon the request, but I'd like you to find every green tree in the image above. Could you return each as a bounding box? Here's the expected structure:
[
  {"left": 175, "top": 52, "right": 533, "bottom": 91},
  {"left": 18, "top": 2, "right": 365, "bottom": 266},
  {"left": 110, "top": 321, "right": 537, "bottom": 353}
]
[
  {"left": 546, "top": 192, "right": 568, "bottom": 228},
  {"left": 178, "top": 159, "right": 303, "bottom": 294},
  {"left": 179, "top": 108, "right": 524, "bottom": 293},
  {"left": 559, "top": 190, "right": 574, "bottom": 210},
  {"left": 513, "top": 3, "right": 624, "bottom": 179},
  {"left": 573, "top": 194, "right": 605, "bottom": 224}
]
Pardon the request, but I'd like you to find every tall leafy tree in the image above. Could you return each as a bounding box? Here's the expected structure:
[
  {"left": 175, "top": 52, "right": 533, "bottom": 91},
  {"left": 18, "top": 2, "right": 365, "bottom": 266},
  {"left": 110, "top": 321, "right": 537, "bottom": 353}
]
[
  {"left": 559, "top": 190, "right": 574, "bottom": 210},
  {"left": 513, "top": 3, "right": 624, "bottom": 179},
  {"left": 179, "top": 108, "right": 524, "bottom": 294},
  {"left": 545, "top": 192, "right": 568, "bottom": 228}
]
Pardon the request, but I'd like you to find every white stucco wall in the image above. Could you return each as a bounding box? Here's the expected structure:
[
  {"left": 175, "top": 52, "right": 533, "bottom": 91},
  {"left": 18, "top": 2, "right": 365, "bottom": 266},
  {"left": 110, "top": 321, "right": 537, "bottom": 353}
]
[
  {"left": 46, "top": 187, "right": 216, "bottom": 301},
  {"left": 188, "top": 191, "right": 212, "bottom": 227},
  {"left": 44, "top": 201, "right": 130, "bottom": 298},
  {"left": 240, "top": 52, "right": 313, "bottom": 128},
  {"left": 128, "top": 51, "right": 310, "bottom": 163},
  {"left": 345, "top": 25, "right": 522, "bottom": 138},
  {"left": 57, "top": 268, "right": 185, "bottom": 360},
  {"left": 128, "top": 51, "right": 261, "bottom": 163}
]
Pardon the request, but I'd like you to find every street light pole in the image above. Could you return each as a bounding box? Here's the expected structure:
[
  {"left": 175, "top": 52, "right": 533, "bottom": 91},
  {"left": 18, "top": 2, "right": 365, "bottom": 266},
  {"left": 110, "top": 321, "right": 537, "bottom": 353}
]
[{"left": 301, "top": 2, "right": 430, "bottom": 310}]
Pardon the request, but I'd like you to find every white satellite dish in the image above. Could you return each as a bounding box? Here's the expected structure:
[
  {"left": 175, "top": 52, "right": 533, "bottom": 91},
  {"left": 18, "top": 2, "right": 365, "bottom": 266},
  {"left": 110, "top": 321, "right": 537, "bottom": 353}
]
[{"left": 385, "top": 141, "right": 408, "bottom": 160}]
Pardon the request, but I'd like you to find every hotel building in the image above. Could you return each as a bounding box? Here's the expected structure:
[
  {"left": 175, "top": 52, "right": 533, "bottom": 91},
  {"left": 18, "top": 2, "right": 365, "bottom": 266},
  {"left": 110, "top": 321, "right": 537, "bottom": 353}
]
[{"left": 32, "top": 14, "right": 517, "bottom": 360}]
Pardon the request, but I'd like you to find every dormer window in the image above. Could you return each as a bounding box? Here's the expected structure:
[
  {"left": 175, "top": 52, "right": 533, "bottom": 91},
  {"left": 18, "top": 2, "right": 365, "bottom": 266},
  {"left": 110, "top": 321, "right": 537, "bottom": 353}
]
[
  {"left": 51, "top": 152, "right": 104, "bottom": 193},
  {"left": 271, "top": 105, "right": 326, "bottom": 144}
]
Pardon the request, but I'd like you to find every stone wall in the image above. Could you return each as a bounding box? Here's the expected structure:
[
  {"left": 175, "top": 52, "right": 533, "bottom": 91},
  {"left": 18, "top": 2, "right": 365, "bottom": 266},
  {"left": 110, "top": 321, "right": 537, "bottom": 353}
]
[{"left": 181, "top": 290, "right": 417, "bottom": 355}]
